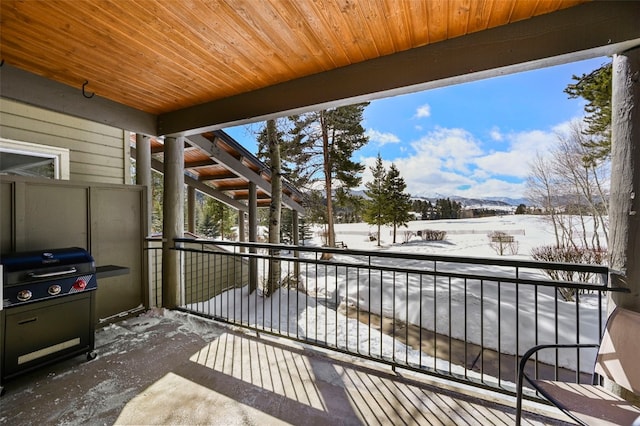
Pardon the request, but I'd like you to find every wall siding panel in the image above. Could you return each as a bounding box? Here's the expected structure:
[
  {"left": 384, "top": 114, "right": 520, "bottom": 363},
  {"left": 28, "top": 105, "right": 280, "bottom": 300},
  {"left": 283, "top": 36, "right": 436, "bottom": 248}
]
[{"left": 0, "top": 98, "right": 129, "bottom": 184}]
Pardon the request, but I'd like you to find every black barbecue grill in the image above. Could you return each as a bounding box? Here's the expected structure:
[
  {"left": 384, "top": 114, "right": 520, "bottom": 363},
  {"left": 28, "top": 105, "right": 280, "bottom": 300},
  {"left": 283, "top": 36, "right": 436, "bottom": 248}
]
[{"left": 1, "top": 247, "right": 98, "bottom": 395}]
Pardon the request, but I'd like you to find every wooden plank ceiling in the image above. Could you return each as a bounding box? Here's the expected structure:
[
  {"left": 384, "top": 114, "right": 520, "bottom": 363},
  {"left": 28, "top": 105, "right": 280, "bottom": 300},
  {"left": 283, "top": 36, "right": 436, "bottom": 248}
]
[{"left": 0, "top": 0, "right": 586, "bottom": 116}]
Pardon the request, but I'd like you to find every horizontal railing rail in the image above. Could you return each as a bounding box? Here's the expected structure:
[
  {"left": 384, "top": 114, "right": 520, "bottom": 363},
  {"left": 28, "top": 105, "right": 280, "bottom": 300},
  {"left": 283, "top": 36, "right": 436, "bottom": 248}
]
[{"left": 147, "top": 237, "right": 622, "bottom": 398}]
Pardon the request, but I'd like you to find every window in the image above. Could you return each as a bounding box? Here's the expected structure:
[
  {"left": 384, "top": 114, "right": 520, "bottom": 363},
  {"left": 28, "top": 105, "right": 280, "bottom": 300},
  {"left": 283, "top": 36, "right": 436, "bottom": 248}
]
[{"left": 0, "top": 138, "right": 70, "bottom": 179}]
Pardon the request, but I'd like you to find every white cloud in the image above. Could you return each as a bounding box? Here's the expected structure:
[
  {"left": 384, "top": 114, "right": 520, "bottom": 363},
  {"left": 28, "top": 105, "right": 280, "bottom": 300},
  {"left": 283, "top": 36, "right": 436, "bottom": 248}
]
[
  {"left": 453, "top": 179, "right": 527, "bottom": 200},
  {"left": 360, "top": 127, "right": 481, "bottom": 195},
  {"left": 366, "top": 129, "right": 400, "bottom": 147},
  {"left": 490, "top": 127, "right": 503, "bottom": 141},
  {"left": 358, "top": 120, "right": 576, "bottom": 199},
  {"left": 474, "top": 128, "right": 560, "bottom": 178},
  {"left": 414, "top": 104, "right": 431, "bottom": 118},
  {"left": 409, "top": 127, "right": 483, "bottom": 174}
]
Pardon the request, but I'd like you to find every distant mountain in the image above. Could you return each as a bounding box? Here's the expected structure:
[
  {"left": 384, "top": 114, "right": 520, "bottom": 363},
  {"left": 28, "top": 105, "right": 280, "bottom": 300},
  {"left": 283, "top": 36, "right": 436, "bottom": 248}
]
[
  {"left": 484, "top": 196, "right": 530, "bottom": 207},
  {"left": 341, "top": 189, "right": 529, "bottom": 208},
  {"left": 410, "top": 194, "right": 526, "bottom": 208}
]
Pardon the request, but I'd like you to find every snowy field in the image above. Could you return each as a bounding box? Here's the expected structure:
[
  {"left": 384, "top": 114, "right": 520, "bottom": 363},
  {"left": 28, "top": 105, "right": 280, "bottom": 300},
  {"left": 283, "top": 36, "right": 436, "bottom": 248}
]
[{"left": 188, "top": 215, "right": 608, "bottom": 382}]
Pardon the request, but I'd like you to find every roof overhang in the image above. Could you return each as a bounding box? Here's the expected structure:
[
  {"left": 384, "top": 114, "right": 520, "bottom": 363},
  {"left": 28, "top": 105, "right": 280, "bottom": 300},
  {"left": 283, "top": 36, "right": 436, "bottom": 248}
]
[{"left": 2, "top": 2, "right": 639, "bottom": 138}]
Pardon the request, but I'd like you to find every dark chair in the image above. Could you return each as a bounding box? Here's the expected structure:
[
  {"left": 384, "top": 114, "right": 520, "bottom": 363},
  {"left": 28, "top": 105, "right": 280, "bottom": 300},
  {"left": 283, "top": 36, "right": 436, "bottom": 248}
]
[{"left": 516, "top": 307, "right": 640, "bottom": 425}]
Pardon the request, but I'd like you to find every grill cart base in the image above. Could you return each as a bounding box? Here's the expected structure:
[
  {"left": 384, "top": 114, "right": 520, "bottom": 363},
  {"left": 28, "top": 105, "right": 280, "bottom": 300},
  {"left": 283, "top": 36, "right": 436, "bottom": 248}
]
[{"left": 1, "top": 247, "right": 98, "bottom": 396}]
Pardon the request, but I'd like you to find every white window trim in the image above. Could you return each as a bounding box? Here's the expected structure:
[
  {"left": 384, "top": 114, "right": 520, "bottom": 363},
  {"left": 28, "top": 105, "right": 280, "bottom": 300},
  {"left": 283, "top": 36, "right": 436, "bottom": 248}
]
[{"left": 0, "top": 137, "right": 70, "bottom": 179}]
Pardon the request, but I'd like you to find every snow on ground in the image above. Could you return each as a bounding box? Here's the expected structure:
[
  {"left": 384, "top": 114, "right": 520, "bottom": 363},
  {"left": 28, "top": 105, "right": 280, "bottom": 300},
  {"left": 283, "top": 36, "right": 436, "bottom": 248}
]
[
  {"left": 189, "top": 215, "right": 607, "bottom": 375},
  {"left": 330, "top": 214, "right": 557, "bottom": 258}
]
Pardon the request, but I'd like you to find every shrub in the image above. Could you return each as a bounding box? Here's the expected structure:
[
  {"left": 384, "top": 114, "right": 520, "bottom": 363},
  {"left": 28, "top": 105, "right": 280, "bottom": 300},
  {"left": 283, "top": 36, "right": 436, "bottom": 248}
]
[
  {"left": 531, "top": 245, "right": 607, "bottom": 301},
  {"left": 421, "top": 229, "right": 447, "bottom": 241},
  {"left": 488, "top": 231, "right": 518, "bottom": 255}
]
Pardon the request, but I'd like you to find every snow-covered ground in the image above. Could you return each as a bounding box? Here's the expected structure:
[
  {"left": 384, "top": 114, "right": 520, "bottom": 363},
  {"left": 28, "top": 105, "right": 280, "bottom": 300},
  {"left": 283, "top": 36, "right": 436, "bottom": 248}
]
[{"left": 188, "top": 215, "right": 607, "bottom": 380}]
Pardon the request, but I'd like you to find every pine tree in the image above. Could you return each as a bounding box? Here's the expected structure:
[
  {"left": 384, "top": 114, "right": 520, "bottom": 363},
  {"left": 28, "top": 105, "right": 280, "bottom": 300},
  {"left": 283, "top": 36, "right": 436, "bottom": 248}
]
[
  {"left": 363, "top": 154, "right": 388, "bottom": 247},
  {"left": 385, "top": 163, "right": 413, "bottom": 243},
  {"left": 287, "top": 103, "right": 369, "bottom": 257},
  {"left": 151, "top": 170, "right": 164, "bottom": 234},
  {"left": 197, "top": 197, "right": 236, "bottom": 239},
  {"left": 515, "top": 204, "right": 527, "bottom": 214},
  {"left": 564, "top": 62, "right": 612, "bottom": 162}
]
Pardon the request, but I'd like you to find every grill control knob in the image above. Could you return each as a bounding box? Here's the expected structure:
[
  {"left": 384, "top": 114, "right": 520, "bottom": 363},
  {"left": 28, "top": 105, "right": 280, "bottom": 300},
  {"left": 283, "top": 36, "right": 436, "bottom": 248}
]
[
  {"left": 17, "top": 289, "right": 32, "bottom": 302},
  {"left": 48, "top": 284, "right": 62, "bottom": 296},
  {"left": 73, "top": 278, "right": 87, "bottom": 291}
]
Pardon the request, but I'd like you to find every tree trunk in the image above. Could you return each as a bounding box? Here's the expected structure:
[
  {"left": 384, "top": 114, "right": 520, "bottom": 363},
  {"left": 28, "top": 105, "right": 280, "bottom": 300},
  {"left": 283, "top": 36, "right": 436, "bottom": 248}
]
[
  {"left": 321, "top": 111, "right": 334, "bottom": 260},
  {"left": 266, "top": 119, "right": 282, "bottom": 296}
]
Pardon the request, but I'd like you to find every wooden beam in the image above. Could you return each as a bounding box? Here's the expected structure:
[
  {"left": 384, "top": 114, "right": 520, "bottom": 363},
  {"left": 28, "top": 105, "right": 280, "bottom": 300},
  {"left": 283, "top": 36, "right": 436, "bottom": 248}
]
[{"left": 158, "top": 1, "right": 640, "bottom": 136}]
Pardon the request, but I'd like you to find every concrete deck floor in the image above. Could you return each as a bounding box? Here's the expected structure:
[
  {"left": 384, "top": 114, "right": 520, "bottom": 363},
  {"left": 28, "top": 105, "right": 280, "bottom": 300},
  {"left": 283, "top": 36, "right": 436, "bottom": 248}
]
[{"left": 0, "top": 309, "right": 573, "bottom": 425}]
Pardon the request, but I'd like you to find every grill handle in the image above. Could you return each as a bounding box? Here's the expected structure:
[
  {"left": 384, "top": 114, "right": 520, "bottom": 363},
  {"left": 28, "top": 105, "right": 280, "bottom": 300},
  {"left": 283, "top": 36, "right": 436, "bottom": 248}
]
[{"left": 28, "top": 267, "right": 77, "bottom": 278}]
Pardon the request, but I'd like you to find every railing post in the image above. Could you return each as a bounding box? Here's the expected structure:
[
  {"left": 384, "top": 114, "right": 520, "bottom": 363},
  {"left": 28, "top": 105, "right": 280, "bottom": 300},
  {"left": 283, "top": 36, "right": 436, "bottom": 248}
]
[
  {"left": 293, "top": 210, "right": 300, "bottom": 278},
  {"left": 238, "top": 211, "right": 246, "bottom": 254}
]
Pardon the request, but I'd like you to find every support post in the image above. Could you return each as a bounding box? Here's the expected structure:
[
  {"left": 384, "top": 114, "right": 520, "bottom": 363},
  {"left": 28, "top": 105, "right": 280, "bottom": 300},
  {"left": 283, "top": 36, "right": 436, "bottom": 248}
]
[
  {"left": 610, "top": 47, "right": 640, "bottom": 313},
  {"left": 187, "top": 186, "right": 196, "bottom": 235},
  {"left": 162, "top": 136, "right": 184, "bottom": 308},
  {"left": 248, "top": 182, "right": 258, "bottom": 292},
  {"left": 136, "top": 133, "right": 153, "bottom": 309},
  {"left": 135, "top": 134, "right": 152, "bottom": 235}
]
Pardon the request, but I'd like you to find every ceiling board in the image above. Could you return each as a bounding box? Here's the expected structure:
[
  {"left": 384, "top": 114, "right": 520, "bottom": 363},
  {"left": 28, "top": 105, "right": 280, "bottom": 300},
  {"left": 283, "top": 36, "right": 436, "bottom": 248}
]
[{"left": 1, "top": 0, "right": 586, "bottom": 117}]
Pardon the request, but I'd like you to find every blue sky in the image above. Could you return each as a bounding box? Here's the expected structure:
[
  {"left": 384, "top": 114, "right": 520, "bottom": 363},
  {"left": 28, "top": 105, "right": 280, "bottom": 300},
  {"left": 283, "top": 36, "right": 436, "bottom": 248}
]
[{"left": 225, "top": 56, "right": 609, "bottom": 200}]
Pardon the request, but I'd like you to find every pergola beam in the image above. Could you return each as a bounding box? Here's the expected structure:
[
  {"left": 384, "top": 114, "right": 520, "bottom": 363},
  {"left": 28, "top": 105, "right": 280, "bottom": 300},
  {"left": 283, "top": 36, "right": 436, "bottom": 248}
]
[
  {"left": 132, "top": 146, "right": 248, "bottom": 212},
  {"left": 186, "top": 134, "right": 304, "bottom": 213}
]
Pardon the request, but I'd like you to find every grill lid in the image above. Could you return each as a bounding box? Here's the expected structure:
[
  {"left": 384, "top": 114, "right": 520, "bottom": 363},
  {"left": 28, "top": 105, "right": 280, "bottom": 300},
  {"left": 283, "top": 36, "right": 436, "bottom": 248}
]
[{"left": 1, "top": 247, "right": 95, "bottom": 286}]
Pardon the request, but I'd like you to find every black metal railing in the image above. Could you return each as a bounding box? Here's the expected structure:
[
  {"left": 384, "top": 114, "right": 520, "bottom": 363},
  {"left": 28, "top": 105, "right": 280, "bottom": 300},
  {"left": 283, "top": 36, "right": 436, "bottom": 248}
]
[
  {"left": 148, "top": 238, "right": 621, "bottom": 396},
  {"left": 145, "top": 237, "right": 164, "bottom": 308}
]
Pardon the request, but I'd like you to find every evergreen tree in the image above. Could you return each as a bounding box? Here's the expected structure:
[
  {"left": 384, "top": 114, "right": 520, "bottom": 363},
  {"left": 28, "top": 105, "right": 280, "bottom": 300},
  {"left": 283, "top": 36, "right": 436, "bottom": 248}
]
[
  {"left": 303, "top": 190, "right": 328, "bottom": 226},
  {"left": 385, "top": 163, "right": 413, "bottom": 243},
  {"left": 435, "top": 198, "right": 461, "bottom": 219},
  {"left": 363, "top": 154, "right": 388, "bottom": 247},
  {"left": 280, "top": 209, "right": 312, "bottom": 245},
  {"left": 335, "top": 187, "right": 364, "bottom": 223},
  {"left": 151, "top": 170, "right": 164, "bottom": 234},
  {"left": 564, "top": 62, "right": 612, "bottom": 162},
  {"left": 284, "top": 104, "right": 369, "bottom": 256},
  {"left": 197, "top": 197, "right": 236, "bottom": 238},
  {"left": 515, "top": 204, "right": 527, "bottom": 215}
]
